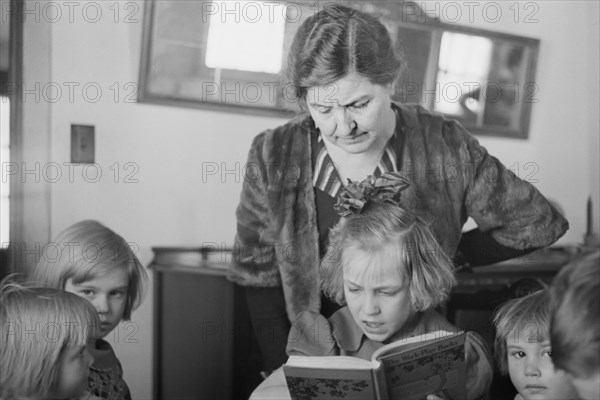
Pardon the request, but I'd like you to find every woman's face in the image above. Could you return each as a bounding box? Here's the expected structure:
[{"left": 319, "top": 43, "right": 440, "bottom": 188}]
[{"left": 306, "top": 72, "right": 396, "bottom": 155}]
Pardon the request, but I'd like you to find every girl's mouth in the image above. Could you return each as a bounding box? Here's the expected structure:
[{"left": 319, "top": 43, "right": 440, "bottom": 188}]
[
  {"left": 362, "top": 321, "right": 384, "bottom": 331},
  {"left": 524, "top": 384, "right": 547, "bottom": 393}
]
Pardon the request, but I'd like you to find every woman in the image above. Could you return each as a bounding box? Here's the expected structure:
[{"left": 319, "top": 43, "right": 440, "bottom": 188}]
[{"left": 227, "top": 4, "right": 567, "bottom": 375}]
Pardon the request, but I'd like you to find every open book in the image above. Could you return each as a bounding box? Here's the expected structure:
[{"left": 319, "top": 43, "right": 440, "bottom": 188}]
[{"left": 283, "top": 331, "right": 466, "bottom": 400}]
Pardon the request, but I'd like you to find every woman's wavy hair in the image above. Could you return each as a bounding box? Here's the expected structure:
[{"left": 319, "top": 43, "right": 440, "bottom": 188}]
[
  {"left": 320, "top": 201, "right": 455, "bottom": 311},
  {"left": 31, "top": 220, "right": 147, "bottom": 320},
  {"left": 0, "top": 280, "right": 100, "bottom": 398},
  {"left": 493, "top": 289, "right": 550, "bottom": 375},
  {"left": 286, "top": 3, "right": 403, "bottom": 108}
]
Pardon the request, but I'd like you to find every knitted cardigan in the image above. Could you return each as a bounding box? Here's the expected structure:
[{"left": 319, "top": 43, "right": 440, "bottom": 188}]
[{"left": 227, "top": 103, "right": 568, "bottom": 322}]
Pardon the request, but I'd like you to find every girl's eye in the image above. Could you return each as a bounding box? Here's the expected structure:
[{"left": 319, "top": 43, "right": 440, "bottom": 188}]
[
  {"left": 317, "top": 107, "right": 331, "bottom": 114},
  {"left": 543, "top": 350, "right": 552, "bottom": 357},
  {"left": 378, "top": 290, "right": 394, "bottom": 296},
  {"left": 110, "top": 290, "right": 125, "bottom": 297},
  {"left": 81, "top": 289, "right": 94, "bottom": 296},
  {"left": 347, "top": 287, "right": 361, "bottom": 293},
  {"left": 510, "top": 351, "right": 526, "bottom": 359}
]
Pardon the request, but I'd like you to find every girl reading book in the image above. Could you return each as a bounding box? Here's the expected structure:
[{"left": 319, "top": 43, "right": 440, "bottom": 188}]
[{"left": 286, "top": 172, "right": 493, "bottom": 400}]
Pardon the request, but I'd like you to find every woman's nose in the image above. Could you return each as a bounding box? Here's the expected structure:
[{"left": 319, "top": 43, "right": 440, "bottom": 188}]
[{"left": 335, "top": 109, "right": 356, "bottom": 136}]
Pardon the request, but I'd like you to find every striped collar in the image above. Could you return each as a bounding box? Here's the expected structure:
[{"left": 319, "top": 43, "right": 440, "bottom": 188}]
[{"left": 312, "top": 129, "right": 399, "bottom": 199}]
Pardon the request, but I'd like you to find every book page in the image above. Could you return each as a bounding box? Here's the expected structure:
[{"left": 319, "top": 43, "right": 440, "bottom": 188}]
[
  {"left": 371, "top": 330, "right": 456, "bottom": 360},
  {"left": 377, "top": 332, "right": 467, "bottom": 400},
  {"left": 286, "top": 355, "right": 379, "bottom": 370},
  {"left": 284, "top": 362, "right": 381, "bottom": 400}
]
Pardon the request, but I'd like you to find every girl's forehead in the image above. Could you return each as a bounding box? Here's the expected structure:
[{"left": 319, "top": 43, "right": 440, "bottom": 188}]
[
  {"left": 507, "top": 327, "right": 550, "bottom": 344},
  {"left": 73, "top": 264, "right": 129, "bottom": 285},
  {"left": 342, "top": 246, "right": 405, "bottom": 284}
]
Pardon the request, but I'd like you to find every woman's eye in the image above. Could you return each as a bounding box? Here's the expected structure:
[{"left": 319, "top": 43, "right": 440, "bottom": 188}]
[
  {"left": 81, "top": 289, "right": 94, "bottom": 296},
  {"left": 378, "top": 291, "right": 394, "bottom": 296},
  {"left": 110, "top": 290, "right": 125, "bottom": 297},
  {"left": 317, "top": 107, "right": 331, "bottom": 114},
  {"left": 347, "top": 288, "right": 361, "bottom": 293},
  {"left": 351, "top": 101, "right": 369, "bottom": 110}
]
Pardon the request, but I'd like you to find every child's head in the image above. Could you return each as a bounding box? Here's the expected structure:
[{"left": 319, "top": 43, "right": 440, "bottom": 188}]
[
  {"left": 320, "top": 201, "right": 455, "bottom": 342},
  {"left": 31, "top": 220, "right": 147, "bottom": 337},
  {"left": 493, "top": 289, "right": 578, "bottom": 400},
  {"left": 0, "top": 281, "right": 100, "bottom": 399},
  {"left": 550, "top": 250, "right": 600, "bottom": 400}
]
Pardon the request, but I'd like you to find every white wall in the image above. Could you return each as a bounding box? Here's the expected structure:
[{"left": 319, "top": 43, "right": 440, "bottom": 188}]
[{"left": 19, "top": 1, "right": 600, "bottom": 398}]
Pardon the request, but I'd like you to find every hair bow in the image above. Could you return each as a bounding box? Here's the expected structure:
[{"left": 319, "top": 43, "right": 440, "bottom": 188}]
[{"left": 334, "top": 172, "right": 410, "bottom": 217}]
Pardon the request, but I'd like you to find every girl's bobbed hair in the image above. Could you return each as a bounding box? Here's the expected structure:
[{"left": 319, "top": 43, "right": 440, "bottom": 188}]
[
  {"left": 493, "top": 289, "right": 550, "bottom": 375},
  {"left": 31, "top": 220, "right": 147, "bottom": 320},
  {"left": 320, "top": 201, "right": 455, "bottom": 311},
  {"left": 0, "top": 281, "right": 100, "bottom": 398},
  {"left": 286, "top": 3, "right": 403, "bottom": 106}
]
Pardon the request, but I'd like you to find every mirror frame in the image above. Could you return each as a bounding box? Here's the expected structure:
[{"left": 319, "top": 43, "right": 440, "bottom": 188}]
[{"left": 138, "top": 1, "right": 539, "bottom": 138}]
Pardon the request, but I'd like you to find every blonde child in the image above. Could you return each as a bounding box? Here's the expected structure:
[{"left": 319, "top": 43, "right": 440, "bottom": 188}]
[
  {"left": 550, "top": 250, "right": 600, "bottom": 400},
  {"left": 31, "top": 220, "right": 148, "bottom": 400},
  {"left": 286, "top": 173, "right": 493, "bottom": 400},
  {"left": 493, "top": 289, "right": 579, "bottom": 400},
  {"left": 0, "top": 281, "right": 101, "bottom": 400}
]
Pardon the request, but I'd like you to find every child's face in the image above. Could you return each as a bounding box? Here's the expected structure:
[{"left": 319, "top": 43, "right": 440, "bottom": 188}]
[
  {"left": 53, "top": 344, "right": 94, "bottom": 398},
  {"left": 65, "top": 267, "right": 129, "bottom": 338},
  {"left": 343, "top": 247, "right": 414, "bottom": 342},
  {"left": 507, "top": 329, "right": 578, "bottom": 400}
]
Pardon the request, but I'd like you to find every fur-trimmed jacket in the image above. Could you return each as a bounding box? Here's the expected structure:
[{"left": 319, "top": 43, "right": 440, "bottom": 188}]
[{"left": 227, "top": 103, "right": 568, "bottom": 323}]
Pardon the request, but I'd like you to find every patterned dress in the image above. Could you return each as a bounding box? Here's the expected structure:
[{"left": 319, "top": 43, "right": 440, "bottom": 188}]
[{"left": 88, "top": 339, "right": 132, "bottom": 400}]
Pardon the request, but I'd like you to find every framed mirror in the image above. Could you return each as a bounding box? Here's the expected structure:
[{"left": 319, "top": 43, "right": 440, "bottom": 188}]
[{"left": 139, "top": 1, "right": 539, "bottom": 138}]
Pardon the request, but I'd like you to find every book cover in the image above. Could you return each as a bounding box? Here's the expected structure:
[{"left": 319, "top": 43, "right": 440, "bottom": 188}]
[{"left": 283, "top": 331, "right": 466, "bottom": 400}]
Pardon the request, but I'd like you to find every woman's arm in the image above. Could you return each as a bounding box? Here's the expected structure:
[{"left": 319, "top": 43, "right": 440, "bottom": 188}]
[
  {"left": 456, "top": 228, "right": 539, "bottom": 267},
  {"left": 452, "top": 121, "right": 568, "bottom": 261},
  {"left": 229, "top": 133, "right": 288, "bottom": 372}
]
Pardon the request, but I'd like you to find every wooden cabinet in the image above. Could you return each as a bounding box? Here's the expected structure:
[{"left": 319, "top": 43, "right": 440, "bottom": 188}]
[{"left": 151, "top": 247, "right": 262, "bottom": 400}]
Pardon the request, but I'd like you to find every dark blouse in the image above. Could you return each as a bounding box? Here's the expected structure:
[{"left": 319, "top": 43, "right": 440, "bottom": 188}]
[{"left": 310, "top": 106, "right": 405, "bottom": 317}]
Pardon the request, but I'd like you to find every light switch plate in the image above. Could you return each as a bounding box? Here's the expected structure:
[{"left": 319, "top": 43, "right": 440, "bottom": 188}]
[{"left": 71, "top": 124, "right": 95, "bottom": 163}]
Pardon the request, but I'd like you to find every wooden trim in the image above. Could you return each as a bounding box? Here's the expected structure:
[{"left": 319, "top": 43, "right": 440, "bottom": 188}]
[
  {"left": 8, "top": 0, "right": 23, "bottom": 275},
  {"left": 152, "top": 268, "right": 161, "bottom": 400},
  {"left": 8, "top": 0, "right": 52, "bottom": 273}
]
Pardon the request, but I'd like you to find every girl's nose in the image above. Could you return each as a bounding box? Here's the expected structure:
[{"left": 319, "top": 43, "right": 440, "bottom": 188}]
[
  {"left": 93, "top": 296, "right": 110, "bottom": 314},
  {"left": 85, "top": 348, "right": 94, "bottom": 367},
  {"left": 524, "top": 359, "right": 541, "bottom": 377},
  {"left": 362, "top": 293, "right": 380, "bottom": 316}
]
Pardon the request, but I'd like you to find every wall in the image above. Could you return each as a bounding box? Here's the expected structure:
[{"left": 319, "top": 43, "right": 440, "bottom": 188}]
[{"left": 17, "top": 1, "right": 599, "bottom": 398}]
